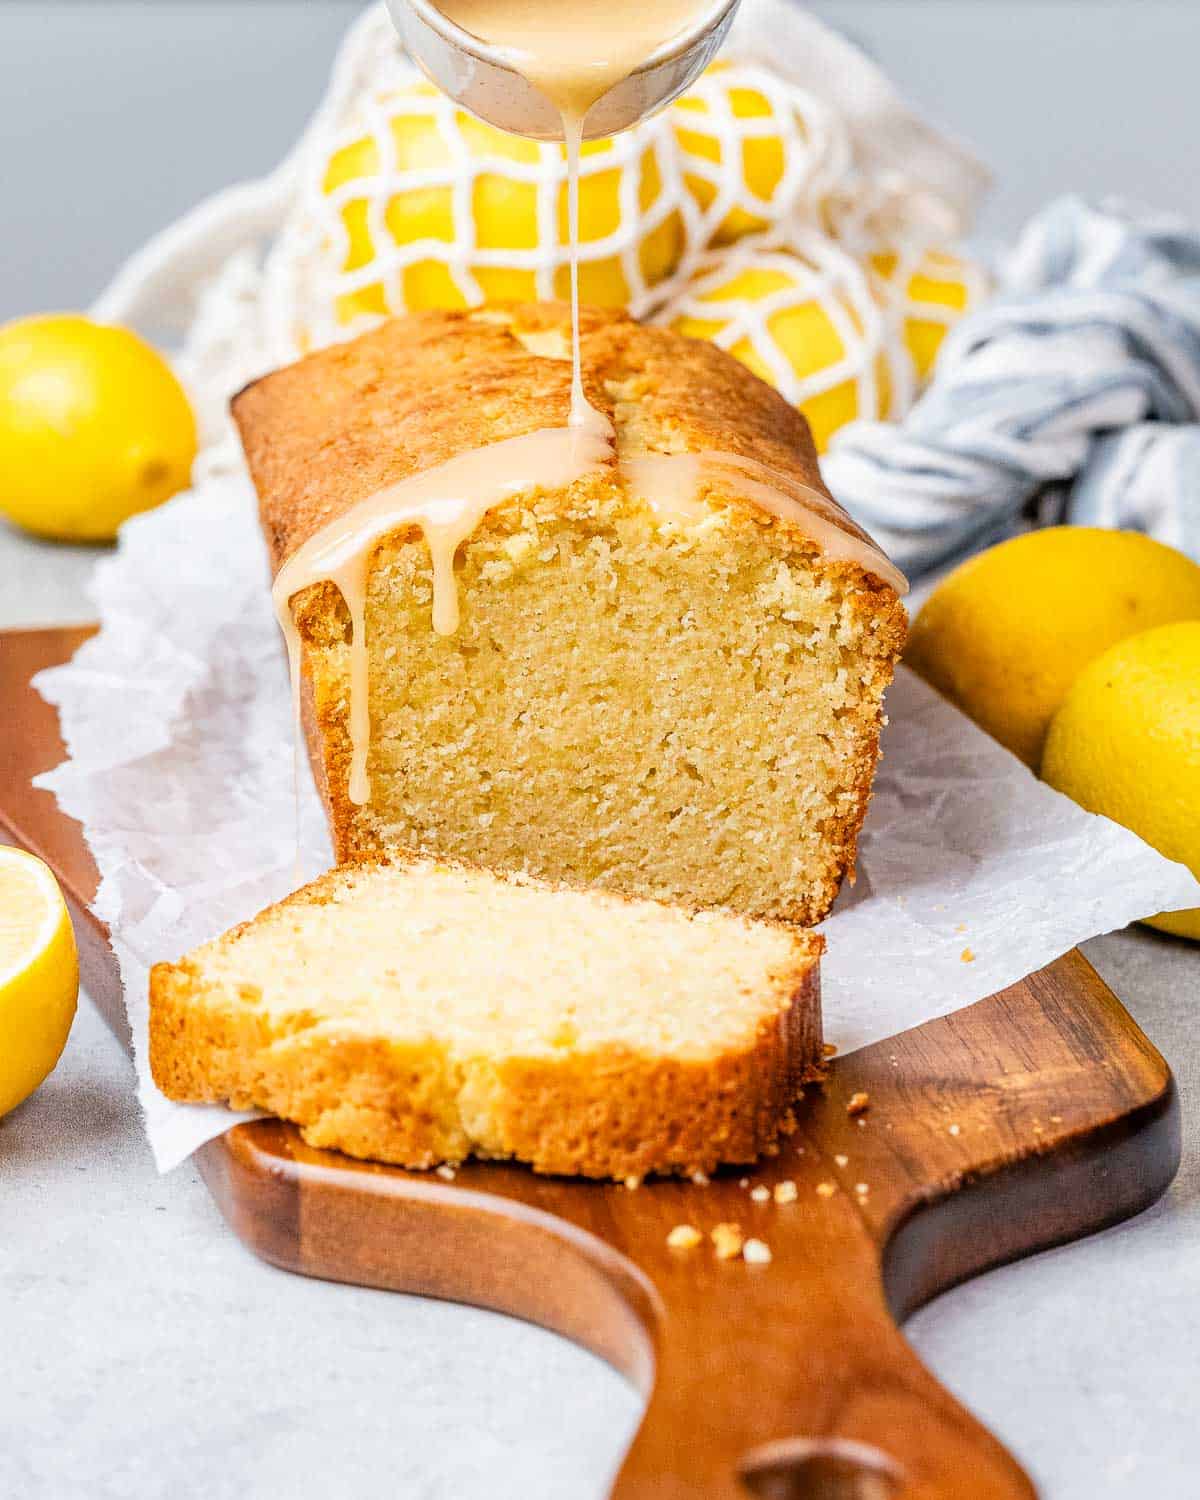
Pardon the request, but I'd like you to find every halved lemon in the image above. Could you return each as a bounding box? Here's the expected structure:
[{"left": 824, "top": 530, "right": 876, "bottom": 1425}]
[{"left": 0, "top": 847, "right": 79, "bottom": 1118}]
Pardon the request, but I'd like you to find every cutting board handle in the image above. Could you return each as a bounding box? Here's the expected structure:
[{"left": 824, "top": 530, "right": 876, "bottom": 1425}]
[
  {"left": 609, "top": 1200, "right": 1033, "bottom": 1500},
  {"left": 212, "top": 1118, "right": 1037, "bottom": 1500}
]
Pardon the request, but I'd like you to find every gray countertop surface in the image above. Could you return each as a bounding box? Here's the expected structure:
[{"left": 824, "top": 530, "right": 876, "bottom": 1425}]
[
  {"left": 3, "top": 4, "right": 1199, "bottom": 1498},
  {"left": 2, "top": 924, "right": 1196, "bottom": 1500}
]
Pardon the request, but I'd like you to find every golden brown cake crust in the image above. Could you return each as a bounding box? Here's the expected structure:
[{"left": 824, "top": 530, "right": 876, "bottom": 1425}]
[
  {"left": 149, "top": 856, "right": 825, "bottom": 1179},
  {"left": 233, "top": 303, "right": 881, "bottom": 574}
]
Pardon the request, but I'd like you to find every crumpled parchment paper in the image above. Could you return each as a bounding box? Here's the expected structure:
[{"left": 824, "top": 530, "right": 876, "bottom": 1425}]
[{"left": 34, "top": 475, "right": 1200, "bottom": 1171}]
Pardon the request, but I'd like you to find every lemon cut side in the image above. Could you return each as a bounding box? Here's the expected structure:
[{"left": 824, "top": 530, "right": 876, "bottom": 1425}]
[{"left": 0, "top": 847, "right": 79, "bottom": 1118}]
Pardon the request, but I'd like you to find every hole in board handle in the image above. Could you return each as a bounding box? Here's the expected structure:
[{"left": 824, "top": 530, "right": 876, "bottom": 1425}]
[{"left": 740, "top": 1437, "right": 905, "bottom": 1500}]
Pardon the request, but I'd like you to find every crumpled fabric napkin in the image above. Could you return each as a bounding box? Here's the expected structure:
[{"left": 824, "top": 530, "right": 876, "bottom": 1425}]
[{"left": 825, "top": 197, "right": 1200, "bottom": 575}]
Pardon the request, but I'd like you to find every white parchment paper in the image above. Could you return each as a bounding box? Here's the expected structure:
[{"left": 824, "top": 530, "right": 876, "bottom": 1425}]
[{"left": 34, "top": 471, "right": 1200, "bottom": 1171}]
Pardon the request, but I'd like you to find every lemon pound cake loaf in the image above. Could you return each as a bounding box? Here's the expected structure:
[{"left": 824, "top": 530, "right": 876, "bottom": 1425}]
[
  {"left": 234, "top": 304, "right": 907, "bottom": 925},
  {"left": 150, "top": 857, "right": 823, "bottom": 1177}
]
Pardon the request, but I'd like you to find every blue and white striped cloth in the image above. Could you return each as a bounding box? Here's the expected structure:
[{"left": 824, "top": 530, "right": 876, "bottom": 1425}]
[{"left": 823, "top": 197, "right": 1200, "bottom": 578}]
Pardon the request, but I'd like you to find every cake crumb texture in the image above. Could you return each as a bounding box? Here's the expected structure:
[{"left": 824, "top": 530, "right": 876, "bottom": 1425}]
[
  {"left": 149, "top": 855, "right": 823, "bottom": 1178},
  {"left": 234, "top": 304, "right": 906, "bottom": 927}
]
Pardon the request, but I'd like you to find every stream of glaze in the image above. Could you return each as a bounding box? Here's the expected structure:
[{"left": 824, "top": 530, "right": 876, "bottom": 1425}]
[{"left": 272, "top": 0, "right": 906, "bottom": 824}]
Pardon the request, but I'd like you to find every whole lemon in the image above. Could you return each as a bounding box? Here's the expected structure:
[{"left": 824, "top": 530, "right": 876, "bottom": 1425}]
[
  {"left": 670, "top": 243, "right": 899, "bottom": 451},
  {"left": 906, "top": 528, "right": 1200, "bottom": 767},
  {"left": 317, "top": 79, "right": 684, "bottom": 337},
  {"left": 672, "top": 63, "right": 795, "bottom": 244},
  {"left": 0, "top": 846, "right": 79, "bottom": 1118},
  {"left": 0, "top": 314, "right": 197, "bottom": 542},
  {"left": 867, "top": 244, "right": 990, "bottom": 383},
  {"left": 1042, "top": 623, "right": 1200, "bottom": 940}
]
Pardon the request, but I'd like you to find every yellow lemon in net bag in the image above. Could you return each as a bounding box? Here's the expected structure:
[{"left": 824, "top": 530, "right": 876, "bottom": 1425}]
[
  {"left": 1042, "top": 622, "right": 1200, "bottom": 941},
  {"left": 0, "top": 315, "right": 196, "bottom": 543},
  {"left": 667, "top": 235, "right": 908, "bottom": 452},
  {"left": 906, "top": 528, "right": 1200, "bottom": 769},
  {"left": 868, "top": 244, "right": 990, "bottom": 382},
  {"left": 671, "top": 62, "right": 849, "bottom": 247},
  {"left": 303, "top": 76, "right": 691, "bottom": 347}
]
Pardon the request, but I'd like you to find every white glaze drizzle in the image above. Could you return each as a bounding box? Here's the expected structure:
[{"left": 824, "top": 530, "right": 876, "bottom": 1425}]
[
  {"left": 272, "top": 421, "right": 614, "bottom": 805},
  {"left": 272, "top": 0, "right": 907, "bottom": 821},
  {"left": 622, "top": 449, "right": 910, "bottom": 596},
  {"left": 274, "top": 441, "right": 906, "bottom": 809}
]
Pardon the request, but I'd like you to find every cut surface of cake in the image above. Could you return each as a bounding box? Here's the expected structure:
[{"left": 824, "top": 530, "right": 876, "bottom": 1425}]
[
  {"left": 234, "top": 303, "right": 906, "bottom": 925},
  {"left": 149, "top": 856, "right": 823, "bottom": 1177}
]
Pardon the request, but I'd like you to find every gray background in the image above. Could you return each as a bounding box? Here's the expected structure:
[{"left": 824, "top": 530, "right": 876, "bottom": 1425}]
[
  {"left": 3, "top": 4, "right": 1200, "bottom": 1499},
  {"left": 4, "top": 1, "right": 1200, "bottom": 322}
]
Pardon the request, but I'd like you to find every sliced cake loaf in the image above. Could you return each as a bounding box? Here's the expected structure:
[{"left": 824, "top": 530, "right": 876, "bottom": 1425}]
[
  {"left": 234, "top": 303, "right": 907, "bottom": 926},
  {"left": 149, "top": 856, "right": 823, "bottom": 1178}
]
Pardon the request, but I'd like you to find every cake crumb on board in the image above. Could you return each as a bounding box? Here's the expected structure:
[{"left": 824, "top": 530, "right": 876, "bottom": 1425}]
[
  {"left": 743, "top": 1238, "right": 772, "bottom": 1265},
  {"left": 712, "top": 1222, "right": 745, "bottom": 1260},
  {"left": 667, "top": 1224, "right": 703, "bottom": 1250}
]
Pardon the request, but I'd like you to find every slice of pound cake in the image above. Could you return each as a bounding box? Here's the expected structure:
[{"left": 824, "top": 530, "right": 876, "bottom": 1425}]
[
  {"left": 150, "top": 857, "right": 823, "bottom": 1178},
  {"left": 235, "top": 303, "right": 907, "bottom": 926}
]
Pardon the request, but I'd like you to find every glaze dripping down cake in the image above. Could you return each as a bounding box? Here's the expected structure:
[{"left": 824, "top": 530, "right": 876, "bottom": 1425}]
[{"left": 233, "top": 304, "right": 906, "bottom": 924}]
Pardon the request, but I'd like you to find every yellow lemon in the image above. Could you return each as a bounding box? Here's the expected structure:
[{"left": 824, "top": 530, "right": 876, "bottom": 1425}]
[
  {"left": 313, "top": 78, "right": 686, "bottom": 341},
  {"left": 672, "top": 62, "right": 839, "bottom": 246},
  {"left": 1042, "top": 623, "right": 1200, "bottom": 940},
  {"left": 0, "top": 847, "right": 79, "bottom": 1118},
  {"left": 906, "top": 528, "right": 1200, "bottom": 768},
  {"left": 0, "top": 315, "right": 197, "bottom": 543},
  {"left": 669, "top": 239, "right": 904, "bottom": 451},
  {"left": 868, "top": 245, "right": 990, "bottom": 382}
]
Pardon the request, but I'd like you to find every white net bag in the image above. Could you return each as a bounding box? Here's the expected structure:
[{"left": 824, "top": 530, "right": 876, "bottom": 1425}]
[
  {"left": 668, "top": 60, "right": 853, "bottom": 246},
  {"left": 269, "top": 59, "right": 708, "bottom": 356},
  {"left": 661, "top": 57, "right": 991, "bottom": 414},
  {"left": 864, "top": 242, "right": 992, "bottom": 384},
  {"left": 90, "top": 2, "right": 989, "bottom": 463},
  {"left": 662, "top": 229, "right": 912, "bottom": 451}
]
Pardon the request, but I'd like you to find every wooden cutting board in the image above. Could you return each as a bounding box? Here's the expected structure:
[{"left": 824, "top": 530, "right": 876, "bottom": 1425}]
[{"left": 2, "top": 626, "right": 1181, "bottom": 1500}]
